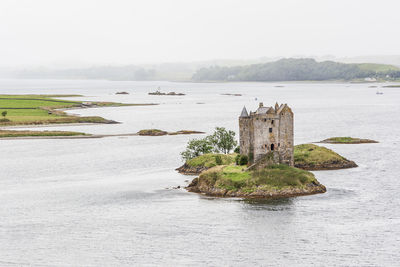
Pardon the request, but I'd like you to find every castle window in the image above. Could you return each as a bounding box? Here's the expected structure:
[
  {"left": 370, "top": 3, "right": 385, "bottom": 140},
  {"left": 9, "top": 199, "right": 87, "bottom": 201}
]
[
  {"left": 263, "top": 119, "right": 267, "bottom": 122},
  {"left": 278, "top": 143, "right": 280, "bottom": 147},
  {"left": 271, "top": 120, "right": 274, "bottom": 125},
  {"left": 271, "top": 144, "right": 275, "bottom": 151},
  {"left": 269, "top": 128, "right": 272, "bottom": 133}
]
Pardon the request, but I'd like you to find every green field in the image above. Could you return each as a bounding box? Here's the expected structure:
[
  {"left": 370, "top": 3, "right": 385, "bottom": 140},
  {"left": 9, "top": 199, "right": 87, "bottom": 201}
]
[
  {"left": 357, "top": 63, "right": 400, "bottom": 72},
  {"left": 0, "top": 130, "right": 86, "bottom": 138},
  {"left": 0, "top": 94, "right": 133, "bottom": 126}
]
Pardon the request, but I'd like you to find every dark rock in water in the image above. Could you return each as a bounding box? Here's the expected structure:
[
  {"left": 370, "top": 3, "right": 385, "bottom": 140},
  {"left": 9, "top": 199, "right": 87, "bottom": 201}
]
[
  {"left": 187, "top": 177, "right": 198, "bottom": 188},
  {"left": 116, "top": 91, "right": 129, "bottom": 95},
  {"left": 221, "top": 93, "right": 242, "bottom": 96},
  {"left": 148, "top": 91, "right": 185, "bottom": 96}
]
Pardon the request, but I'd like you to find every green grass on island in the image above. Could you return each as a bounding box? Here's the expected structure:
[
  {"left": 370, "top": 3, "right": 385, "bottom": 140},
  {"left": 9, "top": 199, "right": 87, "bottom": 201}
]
[
  {"left": 294, "top": 144, "right": 345, "bottom": 164},
  {"left": 293, "top": 144, "right": 357, "bottom": 170},
  {"left": 0, "top": 94, "right": 151, "bottom": 126},
  {"left": 320, "top": 137, "right": 378, "bottom": 144},
  {"left": 182, "top": 144, "right": 356, "bottom": 172},
  {"left": 186, "top": 153, "right": 237, "bottom": 168},
  {"left": 137, "top": 129, "right": 168, "bottom": 136},
  {"left": 198, "top": 164, "right": 318, "bottom": 192},
  {"left": 0, "top": 130, "right": 86, "bottom": 138}
]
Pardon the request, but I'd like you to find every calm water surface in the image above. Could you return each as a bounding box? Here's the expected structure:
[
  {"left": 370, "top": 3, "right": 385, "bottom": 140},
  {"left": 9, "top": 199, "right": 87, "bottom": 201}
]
[{"left": 0, "top": 79, "right": 399, "bottom": 266}]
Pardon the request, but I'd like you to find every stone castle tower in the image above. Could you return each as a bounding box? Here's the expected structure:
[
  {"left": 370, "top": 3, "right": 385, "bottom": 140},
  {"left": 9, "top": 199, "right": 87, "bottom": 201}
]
[{"left": 239, "top": 102, "right": 294, "bottom": 166}]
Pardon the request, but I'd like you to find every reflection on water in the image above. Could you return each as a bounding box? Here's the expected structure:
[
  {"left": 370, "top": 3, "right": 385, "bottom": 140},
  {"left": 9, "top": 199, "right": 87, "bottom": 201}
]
[
  {"left": 239, "top": 197, "right": 294, "bottom": 209},
  {"left": 0, "top": 79, "right": 400, "bottom": 266}
]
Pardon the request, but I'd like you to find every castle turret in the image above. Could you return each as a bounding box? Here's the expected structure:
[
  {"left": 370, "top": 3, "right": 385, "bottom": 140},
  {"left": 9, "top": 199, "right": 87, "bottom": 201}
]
[{"left": 240, "top": 106, "right": 249, "bottom": 117}]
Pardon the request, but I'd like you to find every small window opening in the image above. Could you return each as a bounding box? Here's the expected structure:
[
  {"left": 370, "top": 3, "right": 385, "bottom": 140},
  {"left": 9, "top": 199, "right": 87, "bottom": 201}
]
[
  {"left": 271, "top": 120, "right": 274, "bottom": 125},
  {"left": 269, "top": 128, "right": 272, "bottom": 133},
  {"left": 278, "top": 143, "right": 280, "bottom": 147},
  {"left": 263, "top": 119, "right": 267, "bottom": 122},
  {"left": 271, "top": 144, "right": 275, "bottom": 151}
]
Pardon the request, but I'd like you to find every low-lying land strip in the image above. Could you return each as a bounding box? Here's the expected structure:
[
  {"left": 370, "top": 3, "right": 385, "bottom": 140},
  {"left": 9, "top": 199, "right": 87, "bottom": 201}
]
[
  {"left": 137, "top": 129, "right": 204, "bottom": 136},
  {"left": 186, "top": 164, "right": 326, "bottom": 198},
  {"left": 0, "top": 130, "right": 86, "bottom": 138},
  {"left": 319, "top": 137, "right": 378, "bottom": 144},
  {"left": 148, "top": 91, "right": 185, "bottom": 96},
  {"left": 0, "top": 129, "right": 204, "bottom": 140},
  {"left": 0, "top": 94, "right": 157, "bottom": 127}
]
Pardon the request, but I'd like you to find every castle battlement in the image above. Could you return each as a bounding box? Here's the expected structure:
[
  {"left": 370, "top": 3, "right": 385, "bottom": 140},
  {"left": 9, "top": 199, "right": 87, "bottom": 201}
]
[{"left": 239, "top": 102, "right": 294, "bottom": 166}]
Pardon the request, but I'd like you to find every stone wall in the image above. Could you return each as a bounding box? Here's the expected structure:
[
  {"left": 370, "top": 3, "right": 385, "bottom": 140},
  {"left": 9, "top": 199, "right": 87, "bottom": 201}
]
[
  {"left": 278, "top": 108, "right": 294, "bottom": 166},
  {"left": 252, "top": 114, "right": 279, "bottom": 162},
  {"left": 239, "top": 117, "right": 252, "bottom": 157}
]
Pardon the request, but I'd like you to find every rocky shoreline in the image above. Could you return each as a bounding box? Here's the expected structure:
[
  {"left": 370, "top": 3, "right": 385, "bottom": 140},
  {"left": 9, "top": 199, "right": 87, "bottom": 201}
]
[
  {"left": 186, "top": 177, "right": 326, "bottom": 199},
  {"left": 294, "top": 159, "right": 357, "bottom": 171},
  {"left": 175, "top": 163, "right": 209, "bottom": 175}
]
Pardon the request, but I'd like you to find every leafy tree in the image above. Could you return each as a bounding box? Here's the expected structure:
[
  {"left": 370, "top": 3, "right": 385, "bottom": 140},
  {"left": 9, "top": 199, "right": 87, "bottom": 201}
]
[
  {"left": 181, "top": 138, "right": 213, "bottom": 160},
  {"left": 208, "top": 127, "right": 238, "bottom": 154},
  {"left": 1, "top": 111, "right": 7, "bottom": 118}
]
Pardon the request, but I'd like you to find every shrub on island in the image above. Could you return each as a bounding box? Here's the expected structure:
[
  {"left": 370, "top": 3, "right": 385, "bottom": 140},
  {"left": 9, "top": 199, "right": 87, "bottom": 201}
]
[{"left": 176, "top": 153, "right": 237, "bottom": 175}]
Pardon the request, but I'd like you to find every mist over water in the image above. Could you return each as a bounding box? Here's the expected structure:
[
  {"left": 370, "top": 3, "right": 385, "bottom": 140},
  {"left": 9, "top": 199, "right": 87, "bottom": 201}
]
[{"left": 0, "top": 79, "right": 399, "bottom": 266}]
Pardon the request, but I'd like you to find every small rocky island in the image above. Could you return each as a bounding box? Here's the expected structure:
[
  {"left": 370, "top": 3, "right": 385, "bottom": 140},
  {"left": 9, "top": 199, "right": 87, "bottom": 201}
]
[
  {"left": 294, "top": 144, "right": 357, "bottom": 170},
  {"left": 320, "top": 137, "right": 378, "bottom": 144},
  {"left": 186, "top": 163, "right": 326, "bottom": 198},
  {"left": 148, "top": 89, "right": 185, "bottom": 96},
  {"left": 178, "top": 103, "right": 331, "bottom": 199},
  {"left": 138, "top": 129, "right": 204, "bottom": 136}
]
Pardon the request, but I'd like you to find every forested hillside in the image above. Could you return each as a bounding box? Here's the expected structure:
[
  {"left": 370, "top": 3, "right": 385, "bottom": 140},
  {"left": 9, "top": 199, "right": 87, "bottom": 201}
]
[{"left": 192, "top": 58, "right": 400, "bottom": 82}]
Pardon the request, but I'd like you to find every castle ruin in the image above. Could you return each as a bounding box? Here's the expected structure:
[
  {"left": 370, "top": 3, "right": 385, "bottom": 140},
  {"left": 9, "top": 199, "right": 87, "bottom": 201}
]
[{"left": 239, "top": 102, "right": 294, "bottom": 166}]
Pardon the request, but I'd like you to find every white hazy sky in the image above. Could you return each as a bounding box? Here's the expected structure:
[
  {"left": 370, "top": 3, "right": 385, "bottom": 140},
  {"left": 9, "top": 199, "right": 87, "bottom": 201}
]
[{"left": 0, "top": 0, "right": 399, "bottom": 67}]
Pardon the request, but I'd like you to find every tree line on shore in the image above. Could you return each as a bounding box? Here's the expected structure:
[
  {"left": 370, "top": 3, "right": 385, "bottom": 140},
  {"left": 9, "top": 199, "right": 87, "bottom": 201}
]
[{"left": 192, "top": 58, "right": 400, "bottom": 82}]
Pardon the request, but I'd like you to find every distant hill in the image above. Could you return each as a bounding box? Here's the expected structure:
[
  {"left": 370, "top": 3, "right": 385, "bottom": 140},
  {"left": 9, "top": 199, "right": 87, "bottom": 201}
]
[
  {"left": 192, "top": 58, "right": 400, "bottom": 82},
  {"left": 6, "top": 57, "right": 400, "bottom": 82},
  {"left": 11, "top": 58, "right": 278, "bottom": 81}
]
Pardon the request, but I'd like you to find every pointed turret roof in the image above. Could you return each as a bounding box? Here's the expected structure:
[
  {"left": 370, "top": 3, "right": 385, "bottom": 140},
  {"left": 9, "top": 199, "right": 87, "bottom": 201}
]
[{"left": 240, "top": 106, "right": 249, "bottom": 117}]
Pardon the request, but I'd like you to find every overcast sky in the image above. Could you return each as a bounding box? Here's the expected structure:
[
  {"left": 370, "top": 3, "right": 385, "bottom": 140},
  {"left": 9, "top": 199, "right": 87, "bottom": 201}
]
[{"left": 0, "top": 0, "right": 399, "bottom": 67}]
